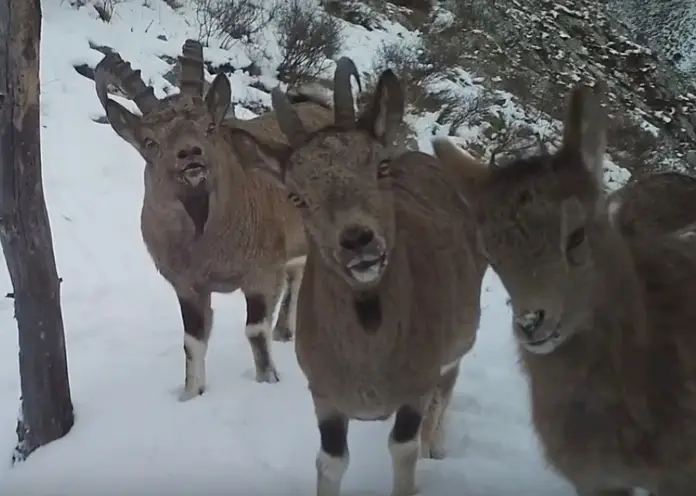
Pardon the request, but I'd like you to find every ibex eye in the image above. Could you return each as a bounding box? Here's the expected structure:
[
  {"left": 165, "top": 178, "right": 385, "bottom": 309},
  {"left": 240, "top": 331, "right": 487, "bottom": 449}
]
[
  {"left": 143, "top": 138, "right": 157, "bottom": 149},
  {"left": 377, "top": 160, "right": 390, "bottom": 178},
  {"left": 288, "top": 192, "right": 306, "bottom": 208},
  {"left": 206, "top": 123, "right": 216, "bottom": 135}
]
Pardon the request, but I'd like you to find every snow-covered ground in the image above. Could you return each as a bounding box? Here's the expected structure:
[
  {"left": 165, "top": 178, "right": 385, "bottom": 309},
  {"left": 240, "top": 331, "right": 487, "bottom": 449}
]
[{"left": 0, "top": 0, "right": 631, "bottom": 493}]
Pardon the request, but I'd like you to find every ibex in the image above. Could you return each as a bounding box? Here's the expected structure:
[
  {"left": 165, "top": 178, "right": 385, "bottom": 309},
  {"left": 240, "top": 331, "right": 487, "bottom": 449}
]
[
  {"left": 233, "top": 58, "right": 487, "bottom": 496},
  {"left": 433, "top": 82, "right": 696, "bottom": 495},
  {"left": 94, "top": 40, "right": 334, "bottom": 401},
  {"left": 607, "top": 170, "right": 696, "bottom": 239}
]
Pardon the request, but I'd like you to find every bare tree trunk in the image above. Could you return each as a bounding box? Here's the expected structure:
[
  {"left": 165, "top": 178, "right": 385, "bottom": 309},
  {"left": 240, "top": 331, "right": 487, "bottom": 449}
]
[{"left": 0, "top": 0, "right": 74, "bottom": 463}]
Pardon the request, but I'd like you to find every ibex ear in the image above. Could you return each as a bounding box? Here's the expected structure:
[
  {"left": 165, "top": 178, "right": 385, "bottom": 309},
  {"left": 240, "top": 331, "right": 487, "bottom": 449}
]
[
  {"left": 357, "top": 69, "right": 404, "bottom": 145},
  {"left": 104, "top": 99, "right": 143, "bottom": 148},
  {"left": 205, "top": 73, "right": 232, "bottom": 125},
  {"left": 230, "top": 132, "right": 287, "bottom": 188},
  {"left": 431, "top": 137, "right": 488, "bottom": 204},
  {"left": 562, "top": 80, "right": 607, "bottom": 185}
]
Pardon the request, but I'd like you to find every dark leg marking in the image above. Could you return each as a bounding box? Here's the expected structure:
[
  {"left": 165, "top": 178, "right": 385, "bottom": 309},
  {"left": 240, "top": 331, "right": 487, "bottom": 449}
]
[
  {"left": 179, "top": 297, "right": 205, "bottom": 341},
  {"left": 319, "top": 416, "right": 348, "bottom": 458},
  {"left": 246, "top": 293, "right": 267, "bottom": 326},
  {"left": 391, "top": 405, "right": 422, "bottom": 444},
  {"left": 180, "top": 192, "right": 210, "bottom": 237},
  {"left": 353, "top": 290, "right": 381, "bottom": 333}
]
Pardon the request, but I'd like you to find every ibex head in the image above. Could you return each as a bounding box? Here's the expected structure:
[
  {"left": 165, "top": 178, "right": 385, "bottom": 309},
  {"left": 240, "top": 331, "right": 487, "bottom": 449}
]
[
  {"left": 434, "top": 81, "right": 608, "bottom": 355},
  {"left": 231, "top": 58, "right": 404, "bottom": 291},
  {"left": 95, "top": 40, "right": 231, "bottom": 234}
]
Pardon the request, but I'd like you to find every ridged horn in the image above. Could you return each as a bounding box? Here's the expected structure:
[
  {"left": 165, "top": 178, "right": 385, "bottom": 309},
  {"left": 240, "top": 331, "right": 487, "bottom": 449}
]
[
  {"left": 94, "top": 52, "right": 159, "bottom": 113},
  {"left": 178, "top": 39, "right": 205, "bottom": 96}
]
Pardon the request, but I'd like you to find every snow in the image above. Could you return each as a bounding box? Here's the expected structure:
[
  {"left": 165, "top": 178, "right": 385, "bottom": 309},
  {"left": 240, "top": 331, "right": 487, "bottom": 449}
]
[{"left": 0, "top": 0, "right": 629, "bottom": 493}]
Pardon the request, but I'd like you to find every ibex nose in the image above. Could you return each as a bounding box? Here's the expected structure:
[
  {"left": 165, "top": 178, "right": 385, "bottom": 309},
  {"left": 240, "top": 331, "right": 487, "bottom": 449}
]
[
  {"left": 177, "top": 146, "right": 203, "bottom": 160},
  {"left": 339, "top": 225, "right": 375, "bottom": 251},
  {"left": 515, "top": 310, "right": 546, "bottom": 337}
]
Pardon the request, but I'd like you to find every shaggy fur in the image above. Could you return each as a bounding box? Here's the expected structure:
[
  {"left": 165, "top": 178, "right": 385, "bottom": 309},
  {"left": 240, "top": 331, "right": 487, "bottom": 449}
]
[{"left": 433, "top": 81, "right": 696, "bottom": 495}]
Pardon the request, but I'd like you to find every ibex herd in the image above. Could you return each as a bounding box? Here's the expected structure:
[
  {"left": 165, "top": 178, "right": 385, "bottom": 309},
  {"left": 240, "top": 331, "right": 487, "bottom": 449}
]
[{"left": 96, "top": 39, "right": 696, "bottom": 495}]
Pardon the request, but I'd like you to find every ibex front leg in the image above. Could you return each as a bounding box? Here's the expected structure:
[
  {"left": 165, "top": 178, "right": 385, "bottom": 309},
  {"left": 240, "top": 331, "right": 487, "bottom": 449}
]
[
  {"left": 389, "top": 403, "right": 424, "bottom": 496},
  {"left": 313, "top": 396, "right": 349, "bottom": 496},
  {"left": 177, "top": 290, "right": 213, "bottom": 401}
]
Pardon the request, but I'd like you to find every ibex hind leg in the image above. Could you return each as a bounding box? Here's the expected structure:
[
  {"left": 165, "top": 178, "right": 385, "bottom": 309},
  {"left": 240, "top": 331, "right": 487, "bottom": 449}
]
[
  {"left": 272, "top": 271, "right": 293, "bottom": 342},
  {"left": 177, "top": 290, "right": 213, "bottom": 401},
  {"left": 242, "top": 271, "right": 284, "bottom": 383},
  {"left": 273, "top": 256, "right": 305, "bottom": 342},
  {"left": 420, "top": 360, "right": 460, "bottom": 460}
]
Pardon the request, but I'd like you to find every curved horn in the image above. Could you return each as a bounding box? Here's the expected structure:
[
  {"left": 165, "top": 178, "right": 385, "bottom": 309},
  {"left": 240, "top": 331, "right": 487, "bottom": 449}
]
[
  {"left": 271, "top": 86, "right": 309, "bottom": 148},
  {"left": 179, "top": 39, "right": 205, "bottom": 96},
  {"left": 94, "top": 52, "right": 159, "bottom": 113},
  {"left": 333, "top": 57, "right": 361, "bottom": 128}
]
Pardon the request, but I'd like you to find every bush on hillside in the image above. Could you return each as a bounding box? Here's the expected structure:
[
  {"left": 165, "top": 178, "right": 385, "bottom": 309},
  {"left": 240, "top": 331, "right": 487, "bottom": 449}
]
[
  {"left": 276, "top": 0, "right": 344, "bottom": 85},
  {"left": 193, "top": 0, "right": 272, "bottom": 49}
]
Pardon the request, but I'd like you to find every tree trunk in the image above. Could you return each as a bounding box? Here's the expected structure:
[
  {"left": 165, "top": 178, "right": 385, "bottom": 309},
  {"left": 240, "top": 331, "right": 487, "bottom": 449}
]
[{"left": 0, "top": 0, "right": 74, "bottom": 463}]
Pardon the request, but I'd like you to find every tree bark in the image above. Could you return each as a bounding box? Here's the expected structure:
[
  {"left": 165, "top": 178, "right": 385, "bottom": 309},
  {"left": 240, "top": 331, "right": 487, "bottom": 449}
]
[{"left": 0, "top": 0, "right": 74, "bottom": 463}]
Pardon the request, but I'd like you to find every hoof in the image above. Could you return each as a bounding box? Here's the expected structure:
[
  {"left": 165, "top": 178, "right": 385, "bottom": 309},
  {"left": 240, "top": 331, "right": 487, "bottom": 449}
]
[
  {"left": 390, "top": 484, "right": 420, "bottom": 496},
  {"left": 178, "top": 385, "right": 204, "bottom": 402},
  {"left": 419, "top": 442, "right": 446, "bottom": 460},
  {"left": 256, "top": 366, "right": 280, "bottom": 383},
  {"left": 272, "top": 326, "right": 293, "bottom": 342}
]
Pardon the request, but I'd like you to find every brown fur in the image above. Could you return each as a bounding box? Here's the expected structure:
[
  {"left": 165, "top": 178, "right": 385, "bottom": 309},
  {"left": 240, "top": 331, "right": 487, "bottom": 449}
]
[
  {"left": 433, "top": 82, "right": 696, "bottom": 495},
  {"left": 608, "top": 171, "right": 696, "bottom": 240},
  {"left": 237, "top": 58, "right": 486, "bottom": 496},
  {"left": 93, "top": 40, "right": 334, "bottom": 401}
]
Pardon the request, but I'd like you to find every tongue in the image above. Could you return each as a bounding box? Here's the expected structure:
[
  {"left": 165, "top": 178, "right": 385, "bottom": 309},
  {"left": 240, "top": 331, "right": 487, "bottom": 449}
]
[{"left": 352, "top": 259, "right": 377, "bottom": 271}]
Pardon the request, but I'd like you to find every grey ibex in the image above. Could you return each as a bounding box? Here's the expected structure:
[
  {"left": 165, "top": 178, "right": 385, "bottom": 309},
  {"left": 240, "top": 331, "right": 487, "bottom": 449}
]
[
  {"left": 233, "top": 58, "right": 487, "bottom": 496},
  {"left": 94, "top": 40, "right": 333, "bottom": 401},
  {"left": 433, "top": 81, "right": 696, "bottom": 495}
]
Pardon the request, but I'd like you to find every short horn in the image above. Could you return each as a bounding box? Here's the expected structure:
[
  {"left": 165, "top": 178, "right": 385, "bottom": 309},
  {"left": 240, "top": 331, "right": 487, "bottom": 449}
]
[
  {"left": 333, "top": 57, "right": 361, "bottom": 128},
  {"left": 179, "top": 39, "right": 205, "bottom": 96},
  {"left": 271, "top": 86, "right": 309, "bottom": 148},
  {"left": 94, "top": 52, "right": 159, "bottom": 114}
]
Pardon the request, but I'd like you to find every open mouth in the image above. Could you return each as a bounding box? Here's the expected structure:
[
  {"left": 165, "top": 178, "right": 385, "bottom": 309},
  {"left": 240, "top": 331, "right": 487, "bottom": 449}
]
[
  {"left": 345, "top": 252, "right": 388, "bottom": 284},
  {"left": 521, "top": 325, "right": 561, "bottom": 353}
]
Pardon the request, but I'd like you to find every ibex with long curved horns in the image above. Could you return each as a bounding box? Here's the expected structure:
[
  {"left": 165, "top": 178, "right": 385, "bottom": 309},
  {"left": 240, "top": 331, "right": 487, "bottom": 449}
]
[
  {"left": 232, "top": 57, "right": 487, "bottom": 496},
  {"left": 94, "top": 39, "right": 335, "bottom": 401}
]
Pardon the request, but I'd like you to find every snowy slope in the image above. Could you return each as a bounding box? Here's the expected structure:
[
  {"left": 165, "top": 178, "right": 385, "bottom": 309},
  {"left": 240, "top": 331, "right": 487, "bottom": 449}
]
[{"left": 0, "top": 0, "right": 630, "bottom": 493}]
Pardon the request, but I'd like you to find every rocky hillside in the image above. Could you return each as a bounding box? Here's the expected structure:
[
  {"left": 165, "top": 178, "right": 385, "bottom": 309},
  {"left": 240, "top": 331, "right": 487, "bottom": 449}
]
[
  {"left": 71, "top": 0, "right": 695, "bottom": 186},
  {"left": 609, "top": 0, "right": 696, "bottom": 79},
  {"left": 351, "top": 0, "right": 696, "bottom": 176}
]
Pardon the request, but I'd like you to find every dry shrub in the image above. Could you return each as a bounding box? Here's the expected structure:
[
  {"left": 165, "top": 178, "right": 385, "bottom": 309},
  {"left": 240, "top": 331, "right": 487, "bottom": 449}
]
[
  {"left": 276, "top": 0, "right": 344, "bottom": 84},
  {"left": 193, "top": 0, "right": 272, "bottom": 49},
  {"left": 93, "top": 0, "right": 124, "bottom": 22}
]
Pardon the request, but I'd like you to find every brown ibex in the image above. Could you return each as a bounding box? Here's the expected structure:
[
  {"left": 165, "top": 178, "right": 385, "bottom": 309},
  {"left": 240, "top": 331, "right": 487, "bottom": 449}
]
[
  {"left": 433, "top": 82, "right": 696, "bottom": 495},
  {"left": 607, "top": 170, "right": 696, "bottom": 239},
  {"left": 94, "top": 40, "right": 333, "bottom": 401},
  {"left": 232, "top": 58, "right": 487, "bottom": 496}
]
